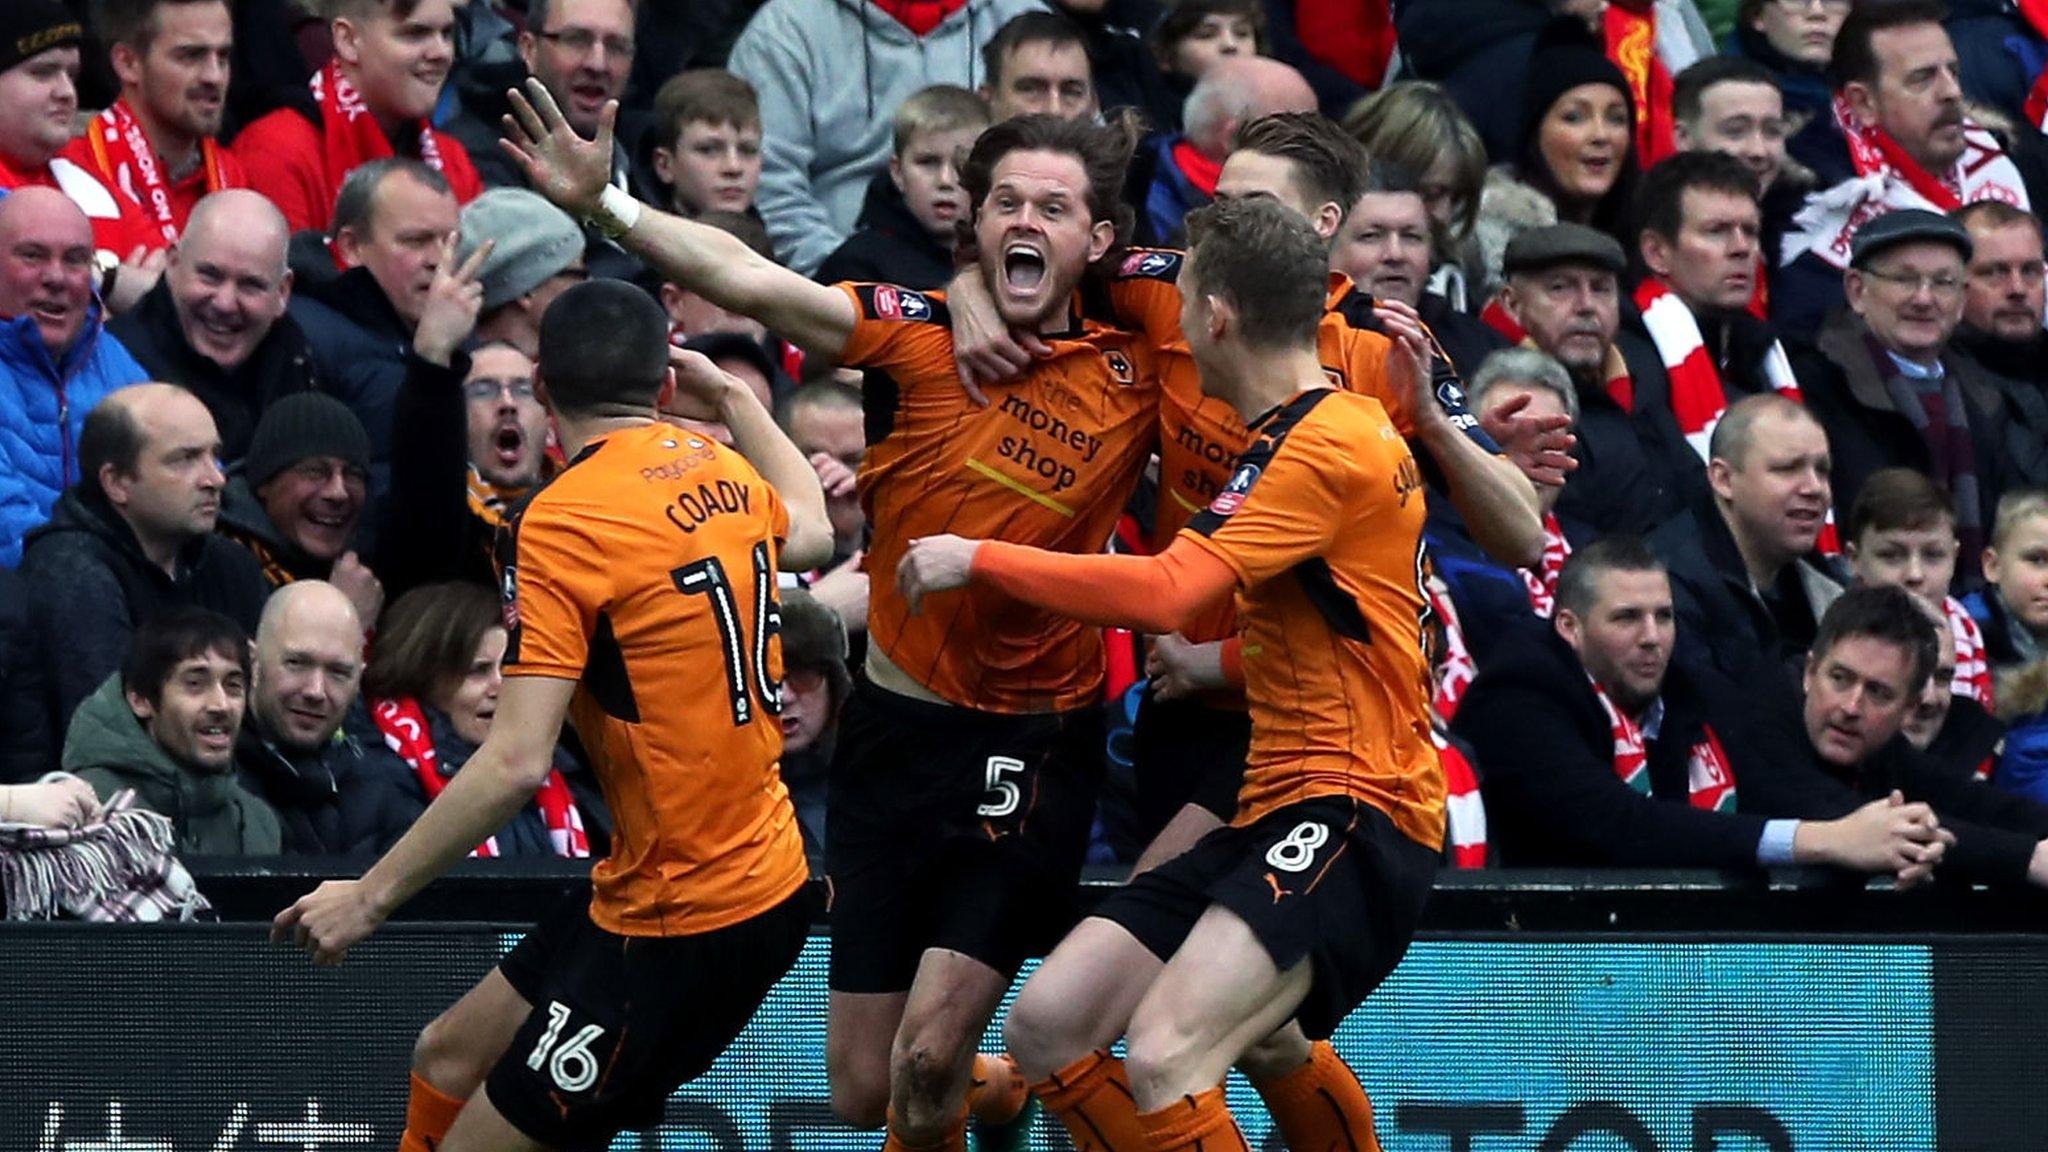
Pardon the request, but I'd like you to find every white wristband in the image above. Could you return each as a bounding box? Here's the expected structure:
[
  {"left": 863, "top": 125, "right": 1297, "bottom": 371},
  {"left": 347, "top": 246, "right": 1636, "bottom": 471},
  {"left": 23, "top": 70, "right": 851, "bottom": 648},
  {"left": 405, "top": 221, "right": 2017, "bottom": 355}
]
[{"left": 592, "top": 185, "right": 643, "bottom": 239}]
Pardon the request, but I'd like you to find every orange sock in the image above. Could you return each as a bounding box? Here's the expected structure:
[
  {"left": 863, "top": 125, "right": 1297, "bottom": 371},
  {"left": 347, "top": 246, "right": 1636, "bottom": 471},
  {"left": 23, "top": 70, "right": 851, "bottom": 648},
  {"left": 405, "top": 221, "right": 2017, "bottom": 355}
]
[
  {"left": 969, "top": 1053, "right": 1030, "bottom": 1125},
  {"left": 882, "top": 1107, "right": 969, "bottom": 1152},
  {"left": 1136, "top": 1087, "right": 1249, "bottom": 1152},
  {"left": 1251, "top": 1041, "right": 1382, "bottom": 1152},
  {"left": 396, "top": 1072, "right": 465, "bottom": 1152},
  {"left": 1031, "top": 1049, "right": 1151, "bottom": 1152}
]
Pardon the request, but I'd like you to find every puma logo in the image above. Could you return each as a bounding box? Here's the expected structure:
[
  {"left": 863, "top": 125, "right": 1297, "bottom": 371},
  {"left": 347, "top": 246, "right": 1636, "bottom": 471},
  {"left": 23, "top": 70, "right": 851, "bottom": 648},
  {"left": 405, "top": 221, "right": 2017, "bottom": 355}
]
[{"left": 1265, "top": 872, "right": 1288, "bottom": 903}]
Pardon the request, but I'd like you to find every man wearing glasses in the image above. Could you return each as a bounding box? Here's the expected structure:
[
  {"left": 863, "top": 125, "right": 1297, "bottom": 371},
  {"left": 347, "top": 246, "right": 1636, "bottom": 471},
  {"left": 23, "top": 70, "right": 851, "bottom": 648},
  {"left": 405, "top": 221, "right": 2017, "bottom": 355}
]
[{"left": 1787, "top": 208, "right": 2021, "bottom": 574}]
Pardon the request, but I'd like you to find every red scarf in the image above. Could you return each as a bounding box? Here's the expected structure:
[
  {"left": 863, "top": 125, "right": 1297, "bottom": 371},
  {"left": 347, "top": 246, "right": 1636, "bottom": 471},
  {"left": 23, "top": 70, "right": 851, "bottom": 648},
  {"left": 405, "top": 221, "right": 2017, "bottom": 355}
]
[
  {"left": 1604, "top": 0, "right": 1675, "bottom": 166},
  {"left": 1435, "top": 729, "right": 1487, "bottom": 868},
  {"left": 1479, "top": 297, "right": 1525, "bottom": 344},
  {"left": 1590, "top": 678, "right": 1738, "bottom": 812},
  {"left": 83, "top": 100, "right": 236, "bottom": 245},
  {"left": 2020, "top": 1, "right": 2048, "bottom": 133},
  {"left": 1521, "top": 513, "right": 1571, "bottom": 617},
  {"left": 865, "top": 0, "right": 967, "bottom": 36},
  {"left": 312, "top": 59, "right": 453, "bottom": 189},
  {"left": 369, "top": 696, "right": 589, "bottom": 859},
  {"left": 1170, "top": 138, "right": 1224, "bottom": 199},
  {"left": 1946, "top": 595, "right": 1994, "bottom": 710},
  {"left": 1425, "top": 570, "right": 1476, "bottom": 721},
  {"left": 1292, "top": 0, "right": 1396, "bottom": 89}
]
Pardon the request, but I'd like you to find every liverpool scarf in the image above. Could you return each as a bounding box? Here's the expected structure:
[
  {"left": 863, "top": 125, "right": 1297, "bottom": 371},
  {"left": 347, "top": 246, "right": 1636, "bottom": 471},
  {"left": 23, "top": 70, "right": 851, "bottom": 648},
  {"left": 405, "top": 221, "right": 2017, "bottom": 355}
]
[
  {"left": 1521, "top": 513, "right": 1571, "bottom": 618},
  {"left": 1434, "top": 729, "right": 1488, "bottom": 868},
  {"left": 311, "top": 59, "right": 455, "bottom": 190},
  {"left": 83, "top": 100, "right": 237, "bottom": 245},
  {"left": 1605, "top": 0, "right": 1675, "bottom": 167},
  {"left": 1947, "top": 594, "right": 1994, "bottom": 709},
  {"left": 369, "top": 696, "right": 589, "bottom": 859},
  {"left": 1785, "top": 95, "right": 2028, "bottom": 271},
  {"left": 1590, "top": 678, "right": 1738, "bottom": 812}
]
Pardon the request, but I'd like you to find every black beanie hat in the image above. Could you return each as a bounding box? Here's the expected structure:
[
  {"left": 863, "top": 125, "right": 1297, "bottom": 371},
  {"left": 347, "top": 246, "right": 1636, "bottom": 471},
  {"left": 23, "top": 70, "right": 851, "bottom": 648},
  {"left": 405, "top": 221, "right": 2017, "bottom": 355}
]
[
  {"left": 244, "top": 394, "right": 372, "bottom": 490},
  {"left": 1521, "top": 19, "right": 1635, "bottom": 146},
  {"left": 1, "top": 1, "right": 82, "bottom": 75}
]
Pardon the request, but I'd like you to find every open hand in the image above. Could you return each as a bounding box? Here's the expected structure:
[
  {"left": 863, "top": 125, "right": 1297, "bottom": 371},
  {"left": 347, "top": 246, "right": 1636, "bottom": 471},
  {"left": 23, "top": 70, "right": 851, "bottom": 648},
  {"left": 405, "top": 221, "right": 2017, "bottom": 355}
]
[
  {"left": 1480, "top": 391, "right": 1578, "bottom": 489},
  {"left": 501, "top": 79, "right": 616, "bottom": 219}
]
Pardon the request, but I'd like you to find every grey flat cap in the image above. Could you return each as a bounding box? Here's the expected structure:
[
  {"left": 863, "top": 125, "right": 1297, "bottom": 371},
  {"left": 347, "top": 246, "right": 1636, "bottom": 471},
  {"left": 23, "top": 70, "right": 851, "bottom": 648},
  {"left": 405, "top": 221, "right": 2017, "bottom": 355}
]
[
  {"left": 458, "top": 189, "right": 586, "bottom": 311},
  {"left": 1502, "top": 223, "right": 1628, "bottom": 277},
  {"left": 1848, "top": 208, "right": 1974, "bottom": 268}
]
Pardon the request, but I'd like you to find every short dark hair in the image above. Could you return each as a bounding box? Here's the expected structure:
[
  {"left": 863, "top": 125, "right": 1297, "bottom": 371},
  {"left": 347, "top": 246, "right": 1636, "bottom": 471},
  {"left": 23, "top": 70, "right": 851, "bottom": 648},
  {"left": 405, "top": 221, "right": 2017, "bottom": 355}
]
[
  {"left": 331, "top": 157, "right": 451, "bottom": 239},
  {"left": 1847, "top": 466, "right": 1957, "bottom": 540},
  {"left": 961, "top": 111, "right": 1141, "bottom": 271},
  {"left": 652, "top": 69, "right": 759, "bottom": 146},
  {"left": 1812, "top": 584, "right": 1940, "bottom": 697},
  {"left": 1827, "top": 0, "right": 1951, "bottom": 91},
  {"left": 776, "top": 379, "right": 861, "bottom": 432},
  {"left": 91, "top": 0, "right": 226, "bottom": 51},
  {"left": 1708, "top": 392, "right": 1816, "bottom": 470},
  {"left": 1636, "top": 150, "right": 1759, "bottom": 243},
  {"left": 363, "top": 582, "right": 500, "bottom": 701},
  {"left": 1555, "top": 536, "right": 1666, "bottom": 619},
  {"left": 1954, "top": 199, "right": 2044, "bottom": 244},
  {"left": 79, "top": 390, "right": 149, "bottom": 487},
  {"left": 1231, "top": 112, "right": 1368, "bottom": 219},
  {"left": 1182, "top": 195, "right": 1328, "bottom": 350},
  {"left": 326, "top": 0, "right": 427, "bottom": 24},
  {"left": 537, "top": 280, "right": 671, "bottom": 414},
  {"left": 1672, "top": 54, "right": 1777, "bottom": 125},
  {"left": 1153, "top": 0, "right": 1268, "bottom": 61},
  {"left": 122, "top": 607, "right": 249, "bottom": 706},
  {"left": 982, "top": 10, "right": 1090, "bottom": 88}
]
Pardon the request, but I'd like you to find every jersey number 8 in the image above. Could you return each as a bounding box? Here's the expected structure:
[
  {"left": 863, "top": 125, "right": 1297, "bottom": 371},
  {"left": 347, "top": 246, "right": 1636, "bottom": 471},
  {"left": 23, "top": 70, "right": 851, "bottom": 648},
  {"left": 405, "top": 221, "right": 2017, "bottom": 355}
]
[{"left": 672, "top": 541, "right": 784, "bottom": 727}]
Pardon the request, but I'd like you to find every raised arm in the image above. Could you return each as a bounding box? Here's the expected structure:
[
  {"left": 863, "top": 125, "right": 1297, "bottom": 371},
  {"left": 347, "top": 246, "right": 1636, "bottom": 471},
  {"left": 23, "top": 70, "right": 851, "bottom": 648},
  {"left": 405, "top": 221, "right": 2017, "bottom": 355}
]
[
  {"left": 897, "top": 534, "right": 1240, "bottom": 635},
  {"left": 500, "top": 82, "right": 857, "bottom": 359}
]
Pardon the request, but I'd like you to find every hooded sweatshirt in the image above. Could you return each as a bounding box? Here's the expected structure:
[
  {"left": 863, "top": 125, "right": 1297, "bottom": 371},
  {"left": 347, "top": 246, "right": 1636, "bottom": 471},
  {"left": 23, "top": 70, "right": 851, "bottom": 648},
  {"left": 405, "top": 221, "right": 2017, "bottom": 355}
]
[
  {"left": 64, "top": 675, "right": 284, "bottom": 856},
  {"left": 727, "top": 0, "right": 1047, "bottom": 276}
]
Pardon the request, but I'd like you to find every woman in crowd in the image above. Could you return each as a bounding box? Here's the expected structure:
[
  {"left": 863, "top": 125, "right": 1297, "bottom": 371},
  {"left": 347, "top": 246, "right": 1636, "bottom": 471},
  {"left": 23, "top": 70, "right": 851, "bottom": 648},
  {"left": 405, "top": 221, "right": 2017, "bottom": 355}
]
[
  {"left": 1500, "top": 20, "right": 1640, "bottom": 248},
  {"left": 347, "top": 582, "right": 605, "bottom": 858},
  {"left": 1342, "top": 80, "right": 1490, "bottom": 309}
]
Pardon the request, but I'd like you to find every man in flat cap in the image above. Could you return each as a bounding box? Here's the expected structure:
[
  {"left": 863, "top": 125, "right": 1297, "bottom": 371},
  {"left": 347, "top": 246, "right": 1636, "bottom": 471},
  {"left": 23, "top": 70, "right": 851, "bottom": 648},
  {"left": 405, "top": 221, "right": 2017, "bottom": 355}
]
[
  {"left": 1497, "top": 222, "right": 1709, "bottom": 536},
  {"left": 1788, "top": 207, "right": 2019, "bottom": 574}
]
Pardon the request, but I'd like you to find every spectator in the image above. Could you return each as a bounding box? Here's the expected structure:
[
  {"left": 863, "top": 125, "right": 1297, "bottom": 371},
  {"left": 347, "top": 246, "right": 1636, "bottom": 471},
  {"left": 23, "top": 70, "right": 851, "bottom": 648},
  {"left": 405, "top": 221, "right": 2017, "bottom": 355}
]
[
  {"left": 379, "top": 340, "right": 546, "bottom": 597},
  {"left": 1629, "top": 152, "right": 1801, "bottom": 454},
  {"left": 19, "top": 383, "right": 268, "bottom": 730},
  {"left": 1340, "top": 81, "right": 1489, "bottom": 308},
  {"left": 0, "top": 567, "right": 55, "bottom": 782},
  {"left": 727, "top": 0, "right": 1043, "bottom": 276},
  {"left": 63, "top": 606, "right": 282, "bottom": 855},
  {"left": 231, "top": 0, "right": 483, "bottom": 233},
  {"left": 1965, "top": 489, "right": 2048, "bottom": 671},
  {"left": 1047, "top": 0, "right": 1176, "bottom": 128},
  {"left": 1136, "top": 56, "right": 1316, "bottom": 246},
  {"left": 1723, "top": 0, "right": 1842, "bottom": 133},
  {"left": 348, "top": 581, "right": 599, "bottom": 858},
  {"left": 290, "top": 158, "right": 461, "bottom": 494},
  {"left": 653, "top": 209, "right": 806, "bottom": 381},
  {"left": 1650, "top": 393, "right": 1843, "bottom": 686},
  {"left": 61, "top": 0, "right": 244, "bottom": 248},
  {"left": 642, "top": 69, "right": 763, "bottom": 221},
  {"left": 1777, "top": 3, "right": 2048, "bottom": 334},
  {"left": 1746, "top": 584, "right": 2048, "bottom": 888},
  {"left": 1671, "top": 55, "right": 1788, "bottom": 197},
  {"left": 0, "top": 1, "right": 158, "bottom": 307},
  {"left": 1454, "top": 536, "right": 1948, "bottom": 875},
  {"left": 777, "top": 587, "right": 850, "bottom": 853},
  {"left": 1789, "top": 209, "right": 2014, "bottom": 572},
  {"left": 454, "top": 0, "right": 637, "bottom": 190},
  {"left": 104, "top": 189, "right": 316, "bottom": 464},
  {"left": 1844, "top": 467, "right": 1992, "bottom": 703},
  {"left": 816, "top": 86, "right": 990, "bottom": 290},
  {"left": 1950, "top": 200, "right": 2048, "bottom": 489},
  {"left": 661, "top": 331, "right": 785, "bottom": 446},
  {"left": 1496, "top": 223, "right": 1704, "bottom": 536},
  {"left": 455, "top": 188, "right": 587, "bottom": 355},
  {"left": 234, "top": 579, "right": 390, "bottom": 854},
  {"left": 980, "top": 11, "right": 1098, "bottom": 122},
  {"left": 1900, "top": 599, "right": 2005, "bottom": 786},
  {"left": 1497, "top": 19, "right": 1638, "bottom": 247},
  {"left": 779, "top": 380, "right": 868, "bottom": 632},
  {"left": 1150, "top": 0, "right": 1263, "bottom": 98},
  {"left": 1992, "top": 657, "right": 2048, "bottom": 804},
  {"left": 216, "top": 393, "right": 382, "bottom": 628},
  {"left": 0, "top": 187, "right": 151, "bottom": 567},
  {"left": 1330, "top": 162, "right": 1506, "bottom": 378}
]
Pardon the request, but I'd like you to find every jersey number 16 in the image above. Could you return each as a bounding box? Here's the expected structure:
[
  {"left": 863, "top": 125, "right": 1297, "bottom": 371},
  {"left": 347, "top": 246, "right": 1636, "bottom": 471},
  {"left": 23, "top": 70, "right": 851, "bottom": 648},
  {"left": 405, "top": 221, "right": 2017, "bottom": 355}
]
[{"left": 672, "top": 540, "right": 783, "bottom": 727}]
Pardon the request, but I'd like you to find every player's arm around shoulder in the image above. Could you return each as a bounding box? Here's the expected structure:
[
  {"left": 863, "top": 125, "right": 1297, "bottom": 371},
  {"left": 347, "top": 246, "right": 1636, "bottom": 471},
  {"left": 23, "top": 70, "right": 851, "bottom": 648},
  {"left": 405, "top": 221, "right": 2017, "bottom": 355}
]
[{"left": 669, "top": 348, "right": 834, "bottom": 570}]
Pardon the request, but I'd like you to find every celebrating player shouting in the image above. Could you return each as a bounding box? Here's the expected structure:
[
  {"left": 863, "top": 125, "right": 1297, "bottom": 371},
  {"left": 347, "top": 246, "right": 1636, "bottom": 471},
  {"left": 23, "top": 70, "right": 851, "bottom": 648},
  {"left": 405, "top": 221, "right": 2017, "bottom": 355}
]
[
  {"left": 499, "top": 82, "right": 1183, "bottom": 1152},
  {"left": 900, "top": 196, "right": 1444, "bottom": 1152},
  {"left": 274, "top": 281, "right": 833, "bottom": 1152}
]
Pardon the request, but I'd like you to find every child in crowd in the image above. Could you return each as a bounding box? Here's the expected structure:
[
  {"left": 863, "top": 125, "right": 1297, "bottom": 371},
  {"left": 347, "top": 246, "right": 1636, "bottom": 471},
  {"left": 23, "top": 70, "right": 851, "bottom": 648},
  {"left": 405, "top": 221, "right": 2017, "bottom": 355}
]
[
  {"left": 815, "top": 85, "right": 991, "bottom": 289},
  {"left": 1843, "top": 468, "right": 1994, "bottom": 707},
  {"left": 1151, "top": 0, "right": 1267, "bottom": 87},
  {"left": 1966, "top": 490, "right": 2048, "bottom": 672},
  {"left": 646, "top": 69, "right": 764, "bottom": 219}
]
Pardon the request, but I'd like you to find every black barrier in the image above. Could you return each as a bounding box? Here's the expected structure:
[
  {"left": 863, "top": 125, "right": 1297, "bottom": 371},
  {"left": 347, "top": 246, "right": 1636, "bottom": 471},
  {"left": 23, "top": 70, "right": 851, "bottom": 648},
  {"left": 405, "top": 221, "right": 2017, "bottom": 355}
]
[{"left": 6, "top": 869, "right": 2046, "bottom": 1150}]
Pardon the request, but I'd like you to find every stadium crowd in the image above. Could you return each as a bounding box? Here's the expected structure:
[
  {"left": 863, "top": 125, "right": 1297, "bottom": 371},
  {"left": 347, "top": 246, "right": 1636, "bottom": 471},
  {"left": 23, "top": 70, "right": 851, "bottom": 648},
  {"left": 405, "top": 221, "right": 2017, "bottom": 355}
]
[{"left": 4, "top": 0, "right": 2048, "bottom": 900}]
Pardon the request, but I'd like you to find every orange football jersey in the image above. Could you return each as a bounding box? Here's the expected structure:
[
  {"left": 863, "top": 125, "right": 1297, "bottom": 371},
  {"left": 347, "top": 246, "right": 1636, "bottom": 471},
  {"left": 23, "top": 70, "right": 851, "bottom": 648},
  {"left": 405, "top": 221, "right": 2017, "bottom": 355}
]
[{"left": 500, "top": 423, "right": 808, "bottom": 936}]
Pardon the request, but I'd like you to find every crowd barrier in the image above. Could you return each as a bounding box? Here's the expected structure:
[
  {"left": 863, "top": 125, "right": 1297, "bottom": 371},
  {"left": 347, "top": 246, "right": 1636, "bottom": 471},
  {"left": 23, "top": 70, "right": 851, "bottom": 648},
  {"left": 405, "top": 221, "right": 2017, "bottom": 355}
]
[{"left": 6, "top": 864, "right": 2045, "bottom": 1151}]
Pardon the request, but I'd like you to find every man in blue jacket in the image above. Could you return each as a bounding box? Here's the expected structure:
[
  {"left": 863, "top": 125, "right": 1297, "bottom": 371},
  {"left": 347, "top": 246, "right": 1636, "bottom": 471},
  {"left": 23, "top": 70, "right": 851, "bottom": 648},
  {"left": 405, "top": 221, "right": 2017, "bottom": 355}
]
[{"left": 0, "top": 187, "right": 148, "bottom": 566}]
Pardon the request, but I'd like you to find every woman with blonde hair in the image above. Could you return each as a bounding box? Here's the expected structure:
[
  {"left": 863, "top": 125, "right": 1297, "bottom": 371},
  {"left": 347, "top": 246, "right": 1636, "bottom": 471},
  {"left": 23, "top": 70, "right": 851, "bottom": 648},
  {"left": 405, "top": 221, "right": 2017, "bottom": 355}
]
[{"left": 1342, "top": 80, "right": 1489, "bottom": 307}]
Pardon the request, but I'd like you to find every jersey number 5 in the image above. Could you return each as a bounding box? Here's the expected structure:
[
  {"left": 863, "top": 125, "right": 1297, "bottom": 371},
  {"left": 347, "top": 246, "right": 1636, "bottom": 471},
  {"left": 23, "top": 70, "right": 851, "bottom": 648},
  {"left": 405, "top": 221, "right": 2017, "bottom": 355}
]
[{"left": 672, "top": 541, "right": 783, "bottom": 727}]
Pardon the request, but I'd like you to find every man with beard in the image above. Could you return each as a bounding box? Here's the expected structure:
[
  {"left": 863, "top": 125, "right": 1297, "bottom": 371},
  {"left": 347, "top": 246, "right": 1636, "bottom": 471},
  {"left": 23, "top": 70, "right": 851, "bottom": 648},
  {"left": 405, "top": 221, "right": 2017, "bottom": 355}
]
[
  {"left": 507, "top": 87, "right": 1161, "bottom": 1151},
  {"left": 1649, "top": 393, "right": 1845, "bottom": 689},
  {"left": 216, "top": 394, "right": 382, "bottom": 633},
  {"left": 61, "top": 0, "right": 245, "bottom": 247},
  {"left": 21, "top": 384, "right": 268, "bottom": 732},
  {"left": 65, "top": 606, "right": 281, "bottom": 855},
  {"left": 107, "top": 190, "right": 320, "bottom": 464},
  {"left": 232, "top": 0, "right": 483, "bottom": 232}
]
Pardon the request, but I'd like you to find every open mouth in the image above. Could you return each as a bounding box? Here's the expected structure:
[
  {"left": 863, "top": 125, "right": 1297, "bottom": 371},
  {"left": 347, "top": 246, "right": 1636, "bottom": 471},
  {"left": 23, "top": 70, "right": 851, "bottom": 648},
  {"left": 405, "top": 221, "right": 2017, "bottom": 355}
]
[
  {"left": 30, "top": 299, "right": 69, "bottom": 324},
  {"left": 494, "top": 425, "right": 526, "bottom": 468},
  {"left": 571, "top": 80, "right": 609, "bottom": 107},
  {"left": 1003, "top": 242, "right": 1048, "bottom": 295},
  {"left": 305, "top": 507, "right": 353, "bottom": 533},
  {"left": 196, "top": 721, "right": 233, "bottom": 752}
]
